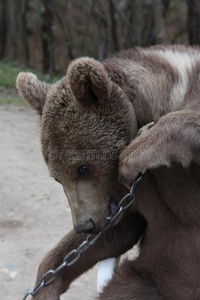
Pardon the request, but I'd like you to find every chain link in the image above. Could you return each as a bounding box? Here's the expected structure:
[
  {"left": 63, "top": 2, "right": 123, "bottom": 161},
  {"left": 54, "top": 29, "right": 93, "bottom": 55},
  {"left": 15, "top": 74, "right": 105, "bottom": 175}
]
[{"left": 22, "top": 173, "right": 143, "bottom": 300}]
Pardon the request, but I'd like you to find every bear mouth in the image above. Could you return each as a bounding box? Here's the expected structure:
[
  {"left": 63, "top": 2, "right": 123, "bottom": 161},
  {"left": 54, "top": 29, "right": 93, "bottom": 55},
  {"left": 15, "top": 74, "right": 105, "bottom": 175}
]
[{"left": 108, "top": 197, "right": 118, "bottom": 217}]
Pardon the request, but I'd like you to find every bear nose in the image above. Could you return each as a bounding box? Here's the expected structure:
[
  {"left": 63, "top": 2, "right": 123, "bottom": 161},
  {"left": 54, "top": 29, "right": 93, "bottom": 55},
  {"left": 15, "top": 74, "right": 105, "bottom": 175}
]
[{"left": 74, "top": 219, "right": 94, "bottom": 234}]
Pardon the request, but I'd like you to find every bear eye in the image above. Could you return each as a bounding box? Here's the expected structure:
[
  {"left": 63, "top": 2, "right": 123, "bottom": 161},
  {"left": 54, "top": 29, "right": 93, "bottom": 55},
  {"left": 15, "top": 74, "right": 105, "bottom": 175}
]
[{"left": 78, "top": 164, "right": 88, "bottom": 175}]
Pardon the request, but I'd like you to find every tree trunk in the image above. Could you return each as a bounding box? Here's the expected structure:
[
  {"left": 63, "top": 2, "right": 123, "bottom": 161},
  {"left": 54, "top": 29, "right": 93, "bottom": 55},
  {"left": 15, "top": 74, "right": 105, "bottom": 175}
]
[
  {"left": 22, "top": 0, "right": 30, "bottom": 64},
  {"left": 162, "top": 0, "right": 171, "bottom": 18},
  {"left": 0, "top": 0, "right": 7, "bottom": 59},
  {"left": 142, "top": 0, "right": 165, "bottom": 46},
  {"left": 41, "top": 0, "right": 54, "bottom": 75},
  {"left": 110, "top": 0, "right": 134, "bottom": 48},
  {"left": 4, "top": 0, "right": 21, "bottom": 60},
  {"left": 188, "top": 0, "right": 200, "bottom": 45},
  {"left": 180, "top": 0, "right": 187, "bottom": 45},
  {"left": 109, "top": 0, "right": 119, "bottom": 52},
  {"left": 127, "top": 0, "right": 142, "bottom": 46},
  {"left": 154, "top": 0, "right": 165, "bottom": 44},
  {"left": 67, "top": 0, "right": 75, "bottom": 60},
  {"left": 81, "top": 0, "right": 94, "bottom": 56},
  {"left": 96, "top": 0, "right": 107, "bottom": 61}
]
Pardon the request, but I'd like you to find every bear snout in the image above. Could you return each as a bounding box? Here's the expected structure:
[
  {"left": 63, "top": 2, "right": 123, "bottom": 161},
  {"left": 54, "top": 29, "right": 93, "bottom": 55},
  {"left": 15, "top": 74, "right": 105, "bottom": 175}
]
[{"left": 74, "top": 218, "right": 95, "bottom": 234}]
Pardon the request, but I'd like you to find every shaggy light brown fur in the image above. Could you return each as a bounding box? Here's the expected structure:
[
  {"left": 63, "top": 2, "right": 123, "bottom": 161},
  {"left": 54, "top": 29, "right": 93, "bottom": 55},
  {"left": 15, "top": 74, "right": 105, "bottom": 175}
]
[{"left": 17, "top": 45, "right": 200, "bottom": 299}]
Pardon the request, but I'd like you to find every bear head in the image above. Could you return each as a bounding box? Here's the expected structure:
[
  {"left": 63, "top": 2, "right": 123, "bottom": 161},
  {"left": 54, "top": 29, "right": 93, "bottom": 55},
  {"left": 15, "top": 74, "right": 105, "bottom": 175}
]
[{"left": 17, "top": 58, "right": 138, "bottom": 234}]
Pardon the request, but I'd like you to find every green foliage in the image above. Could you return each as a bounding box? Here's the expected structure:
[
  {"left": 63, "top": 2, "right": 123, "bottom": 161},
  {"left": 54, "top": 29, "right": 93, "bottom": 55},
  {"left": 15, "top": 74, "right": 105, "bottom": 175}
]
[
  {"left": 0, "top": 60, "right": 26, "bottom": 88},
  {"left": 0, "top": 96, "right": 24, "bottom": 105},
  {"left": 0, "top": 60, "right": 58, "bottom": 105}
]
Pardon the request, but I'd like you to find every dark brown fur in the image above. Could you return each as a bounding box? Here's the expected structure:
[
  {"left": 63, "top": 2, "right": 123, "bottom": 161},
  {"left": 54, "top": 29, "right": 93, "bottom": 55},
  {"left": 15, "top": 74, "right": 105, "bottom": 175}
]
[{"left": 17, "top": 46, "right": 200, "bottom": 299}]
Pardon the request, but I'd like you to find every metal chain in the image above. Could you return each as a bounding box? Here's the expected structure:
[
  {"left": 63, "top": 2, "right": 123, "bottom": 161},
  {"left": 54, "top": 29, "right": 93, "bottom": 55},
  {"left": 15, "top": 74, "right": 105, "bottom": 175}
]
[{"left": 22, "top": 173, "right": 143, "bottom": 300}]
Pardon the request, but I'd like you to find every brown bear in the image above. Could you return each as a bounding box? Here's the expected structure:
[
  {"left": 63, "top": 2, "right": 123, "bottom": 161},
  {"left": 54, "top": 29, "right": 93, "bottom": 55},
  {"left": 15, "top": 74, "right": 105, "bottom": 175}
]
[{"left": 17, "top": 45, "right": 200, "bottom": 300}]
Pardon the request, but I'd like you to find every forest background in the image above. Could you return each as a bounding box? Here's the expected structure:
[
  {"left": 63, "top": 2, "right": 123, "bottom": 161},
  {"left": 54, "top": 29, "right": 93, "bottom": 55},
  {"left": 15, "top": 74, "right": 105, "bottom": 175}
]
[{"left": 1, "top": 0, "right": 200, "bottom": 77}]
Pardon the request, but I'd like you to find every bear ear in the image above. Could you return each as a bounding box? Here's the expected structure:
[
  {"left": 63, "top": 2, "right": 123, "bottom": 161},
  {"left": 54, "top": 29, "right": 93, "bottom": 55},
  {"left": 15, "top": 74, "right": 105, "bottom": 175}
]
[
  {"left": 16, "top": 72, "right": 51, "bottom": 115},
  {"left": 67, "top": 57, "right": 112, "bottom": 110}
]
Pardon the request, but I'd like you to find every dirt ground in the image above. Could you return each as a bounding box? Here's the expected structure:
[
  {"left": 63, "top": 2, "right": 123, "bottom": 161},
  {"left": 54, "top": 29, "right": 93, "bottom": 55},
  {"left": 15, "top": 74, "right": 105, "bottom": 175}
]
[
  {"left": 0, "top": 104, "right": 99, "bottom": 300},
  {"left": 1, "top": 103, "right": 138, "bottom": 300}
]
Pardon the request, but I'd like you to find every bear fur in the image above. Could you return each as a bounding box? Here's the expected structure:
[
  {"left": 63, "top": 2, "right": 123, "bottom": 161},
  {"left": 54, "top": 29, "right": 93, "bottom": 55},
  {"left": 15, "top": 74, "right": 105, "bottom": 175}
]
[{"left": 17, "top": 45, "right": 200, "bottom": 300}]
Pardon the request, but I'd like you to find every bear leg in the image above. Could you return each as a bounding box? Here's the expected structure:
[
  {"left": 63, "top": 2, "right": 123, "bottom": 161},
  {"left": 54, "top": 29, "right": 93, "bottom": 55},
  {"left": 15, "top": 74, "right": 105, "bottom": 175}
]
[{"left": 98, "top": 260, "right": 163, "bottom": 300}]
